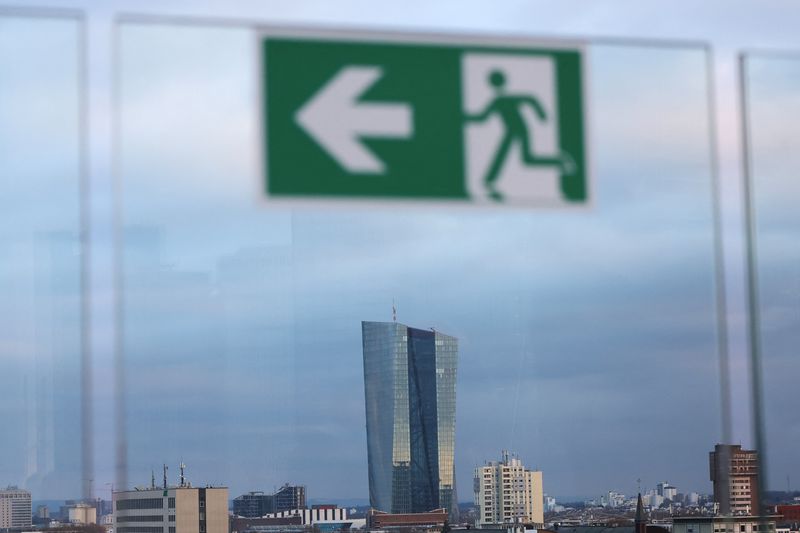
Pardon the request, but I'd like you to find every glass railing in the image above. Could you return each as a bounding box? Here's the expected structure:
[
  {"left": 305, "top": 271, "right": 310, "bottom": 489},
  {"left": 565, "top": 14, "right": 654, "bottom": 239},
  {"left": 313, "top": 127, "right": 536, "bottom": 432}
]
[
  {"left": 742, "top": 51, "right": 800, "bottom": 509},
  {"left": 115, "top": 19, "right": 723, "bottom": 508}
]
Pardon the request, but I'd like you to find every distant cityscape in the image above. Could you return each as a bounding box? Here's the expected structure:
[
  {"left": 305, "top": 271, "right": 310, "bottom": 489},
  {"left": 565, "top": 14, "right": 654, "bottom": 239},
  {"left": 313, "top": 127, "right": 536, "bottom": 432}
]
[{"left": 2, "top": 321, "right": 798, "bottom": 533}]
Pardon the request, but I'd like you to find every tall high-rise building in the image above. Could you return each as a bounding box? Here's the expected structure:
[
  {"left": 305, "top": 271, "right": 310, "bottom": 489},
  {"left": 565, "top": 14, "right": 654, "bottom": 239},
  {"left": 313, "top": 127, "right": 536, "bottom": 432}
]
[
  {"left": 710, "top": 444, "right": 760, "bottom": 515},
  {"left": 362, "top": 321, "right": 458, "bottom": 520},
  {"left": 0, "top": 487, "right": 32, "bottom": 529},
  {"left": 473, "top": 451, "right": 543, "bottom": 527}
]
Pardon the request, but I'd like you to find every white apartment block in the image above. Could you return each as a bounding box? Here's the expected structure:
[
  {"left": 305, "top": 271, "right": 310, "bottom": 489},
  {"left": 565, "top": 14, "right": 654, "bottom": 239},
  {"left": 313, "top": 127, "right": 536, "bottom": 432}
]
[
  {"left": 0, "top": 487, "right": 32, "bottom": 529},
  {"left": 474, "top": 451, "right": 544, "bottom": 528}
]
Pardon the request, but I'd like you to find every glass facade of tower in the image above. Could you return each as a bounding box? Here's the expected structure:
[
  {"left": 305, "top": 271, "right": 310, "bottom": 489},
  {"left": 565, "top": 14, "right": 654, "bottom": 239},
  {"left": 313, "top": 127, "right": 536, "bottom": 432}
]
[{"left": 362, "top": 322, "right": 458, "bottom": 520}]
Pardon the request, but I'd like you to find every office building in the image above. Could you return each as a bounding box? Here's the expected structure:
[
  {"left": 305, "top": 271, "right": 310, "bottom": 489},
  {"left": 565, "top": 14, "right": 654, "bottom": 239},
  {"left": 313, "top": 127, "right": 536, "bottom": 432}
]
[
  {"left": 234, "top": 492, "right": 274, "bottom": 518},
  {"left": 657, "top": 482, "right": 677, "bottom": 501},
  {"left": 644, "top": 492, "right": 664, "bottom": 509},
  {"left": 544, "top": 495, "right": 557, "bottom": 513},
  {"left": 474, "top": 451, "right": 544, "bottom": 527},
  {"left": 710, "top": 444, "right": 760, "bottom": 515},
  {"left": 0, "top": 487, "right": 31, "bottom": 530},
  {"left": 233, "top": 485, "right": 305, "bottom": 517},
  {"left": 362, "top": 321, "right": 458, "bottom": 520},
  {"left": 603, "top": 491, "right": 626, "bottom": 508},
  {"left": 114, "top": 484, "right": 228, "bottom": 533},
  {"left": 275, "top": 484, "right": 306, "bottom": 512}
]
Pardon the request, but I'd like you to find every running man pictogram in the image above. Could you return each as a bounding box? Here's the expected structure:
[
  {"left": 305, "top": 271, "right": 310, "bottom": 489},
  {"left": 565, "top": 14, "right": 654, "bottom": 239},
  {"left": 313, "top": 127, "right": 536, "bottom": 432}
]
[{"left": 466, "top": 69, "right": 576, "bottom": 201}]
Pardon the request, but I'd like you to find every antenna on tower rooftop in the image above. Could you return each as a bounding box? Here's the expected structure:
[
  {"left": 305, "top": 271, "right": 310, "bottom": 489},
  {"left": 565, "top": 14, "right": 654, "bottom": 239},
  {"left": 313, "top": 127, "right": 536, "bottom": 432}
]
[
  {"left": 163, "top": 464, "right": 168, "bottom": 490},
  {"left": 392, "top": 299, "right": 397, "bottom": 322},
  {"left": 151, "top": 470, "right": 155, "bottom": 489},
  {"left": 180, "top": 462, "right": 186, "bottom": 488}
]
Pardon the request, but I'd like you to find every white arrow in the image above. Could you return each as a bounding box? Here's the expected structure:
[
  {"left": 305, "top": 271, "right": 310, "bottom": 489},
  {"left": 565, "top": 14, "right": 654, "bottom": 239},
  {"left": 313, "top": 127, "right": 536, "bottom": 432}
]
[{"left": 295, "top": 65, "right": 413, "bottom": 174}]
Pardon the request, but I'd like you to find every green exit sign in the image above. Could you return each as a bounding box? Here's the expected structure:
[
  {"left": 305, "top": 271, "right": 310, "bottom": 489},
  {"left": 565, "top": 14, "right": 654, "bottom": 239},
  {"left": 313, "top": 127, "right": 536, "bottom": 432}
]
[{"left": 261, "top": 29, "right": 589, "bottom": 207}]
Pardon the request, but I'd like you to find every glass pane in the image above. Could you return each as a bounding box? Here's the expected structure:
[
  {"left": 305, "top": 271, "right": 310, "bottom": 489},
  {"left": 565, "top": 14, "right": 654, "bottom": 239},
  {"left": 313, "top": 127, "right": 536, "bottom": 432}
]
[
  {"left": 0, "top": 14, "right": 83, "bottom": 503},
  {"left": 743, "top": 53, "right": 800, "bottom": 506},
  {"left": 118, "top": 22, "right": 722, "bottom": 516}
]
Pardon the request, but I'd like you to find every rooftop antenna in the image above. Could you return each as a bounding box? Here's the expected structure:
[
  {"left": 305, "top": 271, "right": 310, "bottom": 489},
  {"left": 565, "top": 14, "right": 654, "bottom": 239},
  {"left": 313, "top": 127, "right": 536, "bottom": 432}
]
[
  {"left": 163, "top": 464, "right": 168, "bottom": 490},
  {"left": 151, "top": 470, "right": 156, "bottom": 489},
  {"left": 180, "top": 462, "right": 186, "bottom": 488},
  {"left": 392, "top": 299, "right": 397, "bottom": 322}
]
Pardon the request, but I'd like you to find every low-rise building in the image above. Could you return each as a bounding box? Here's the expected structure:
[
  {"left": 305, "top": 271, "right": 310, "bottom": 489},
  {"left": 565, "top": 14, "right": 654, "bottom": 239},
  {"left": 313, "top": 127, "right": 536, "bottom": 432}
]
[
  {"left": 67, "top": 503, "right": 97, "bottom": 524},
  {"left": 366, "top": 508, "right": 448, "bottom": 530},
  {"left": 673, "top": 515, "right": 779, "bottom": 533},
  {"left": 230, "top": 514, "right": 303, "bottom": 533},
  {"left": 113, "top": 485, "right": 228, "bottom": 533},
  {"left": 775, "top": 505, "right": 800, "bottom": 524},
  {"left": 261, "top": 505, "right": 351, "bottom": 531}
]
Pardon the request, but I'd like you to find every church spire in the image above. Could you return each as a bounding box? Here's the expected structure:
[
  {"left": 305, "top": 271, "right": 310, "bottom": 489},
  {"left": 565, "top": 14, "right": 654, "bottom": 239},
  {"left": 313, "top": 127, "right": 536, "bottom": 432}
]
[{"left": 635, "top": 493, "right": 647, "bottom": 533}]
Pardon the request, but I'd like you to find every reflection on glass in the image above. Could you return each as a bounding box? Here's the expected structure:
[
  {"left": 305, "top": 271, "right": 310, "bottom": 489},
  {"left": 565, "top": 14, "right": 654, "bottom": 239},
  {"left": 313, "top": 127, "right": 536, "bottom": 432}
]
[
  {"left": 743, "top": 53, "right": 800, "bottom": 505},
  {"left": 0, "top": 15, "right": 83, "bottom": 502}
]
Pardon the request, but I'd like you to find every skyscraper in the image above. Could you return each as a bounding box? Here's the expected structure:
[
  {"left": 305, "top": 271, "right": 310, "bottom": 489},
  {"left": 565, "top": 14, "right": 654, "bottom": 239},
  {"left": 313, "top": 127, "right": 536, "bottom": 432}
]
[{"left": 362, "top": 321, "right": 458, "bottom": 520}]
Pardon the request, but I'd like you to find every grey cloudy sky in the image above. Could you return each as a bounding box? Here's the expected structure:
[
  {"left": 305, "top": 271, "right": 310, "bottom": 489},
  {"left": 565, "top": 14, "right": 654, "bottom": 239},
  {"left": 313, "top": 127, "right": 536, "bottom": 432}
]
[{"left": 0, "top": 0, "right": 798, "bottom": 504}]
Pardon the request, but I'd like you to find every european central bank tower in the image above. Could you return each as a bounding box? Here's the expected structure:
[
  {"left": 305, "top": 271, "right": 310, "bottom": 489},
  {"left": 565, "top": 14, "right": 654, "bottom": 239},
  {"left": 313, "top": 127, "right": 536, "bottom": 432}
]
[{"left": 362, "top": 321, "right": 458, "bottom": 521}]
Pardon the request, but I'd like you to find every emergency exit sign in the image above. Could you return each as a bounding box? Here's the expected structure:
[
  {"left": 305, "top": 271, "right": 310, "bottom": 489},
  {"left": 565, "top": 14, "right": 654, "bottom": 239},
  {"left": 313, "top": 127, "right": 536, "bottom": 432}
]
[{"left": 261, "top": 29, "right": 589, "bottom": 206}]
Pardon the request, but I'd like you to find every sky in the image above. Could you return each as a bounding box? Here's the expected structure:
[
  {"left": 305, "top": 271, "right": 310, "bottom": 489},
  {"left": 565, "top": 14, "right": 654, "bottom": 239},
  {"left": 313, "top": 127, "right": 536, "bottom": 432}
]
[{"left": 0, "top": 0, "right": 799, "bottom": 505}]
